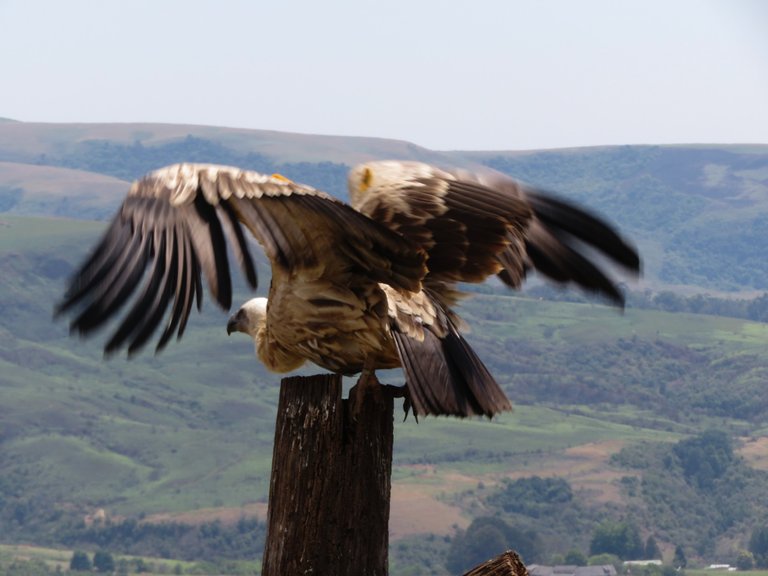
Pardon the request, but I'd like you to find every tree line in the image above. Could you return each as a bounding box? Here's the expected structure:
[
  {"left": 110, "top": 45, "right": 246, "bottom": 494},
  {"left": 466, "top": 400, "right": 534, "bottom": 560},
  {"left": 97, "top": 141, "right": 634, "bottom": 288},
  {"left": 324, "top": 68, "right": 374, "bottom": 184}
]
[
  {"left": 521, "top": 283, "right": 768, "bottom": 324},
  {"left": 45, "top": 136, "right": 350, "bottom": 200}
]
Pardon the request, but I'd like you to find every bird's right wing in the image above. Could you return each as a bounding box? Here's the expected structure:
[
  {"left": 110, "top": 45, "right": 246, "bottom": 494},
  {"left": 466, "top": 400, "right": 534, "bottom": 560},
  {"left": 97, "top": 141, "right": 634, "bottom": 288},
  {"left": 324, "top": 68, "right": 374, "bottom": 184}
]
[{"left": 56, "top": 163, "right": 426, "bottom": 356}]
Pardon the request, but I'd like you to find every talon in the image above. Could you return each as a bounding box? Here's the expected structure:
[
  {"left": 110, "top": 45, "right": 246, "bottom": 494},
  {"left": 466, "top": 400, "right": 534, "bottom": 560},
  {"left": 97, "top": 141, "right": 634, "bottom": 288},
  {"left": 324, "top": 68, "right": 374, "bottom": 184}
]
[
  {"left": 381, "top": 384, "right": 406, "bottom": 398},
  {"left": 349, "top": 374, "right": 416, "bottom": 423},
  {"left": 402, "top": 394, "right": 417, "bottom": 423},
  {"left": 381, "top": 384, "right": 415, "bottom": 422}
]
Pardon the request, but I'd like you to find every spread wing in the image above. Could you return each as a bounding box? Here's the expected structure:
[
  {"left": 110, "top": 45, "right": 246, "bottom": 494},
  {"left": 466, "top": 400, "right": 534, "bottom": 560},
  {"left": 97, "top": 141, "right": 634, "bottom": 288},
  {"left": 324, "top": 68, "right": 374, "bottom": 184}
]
[
  {"left": 348, "top": 160, "right": 640, "bottom": 307},
  {"left": 56, "top": 163, "right": 426, "bottom": 356},
  {"left": 348, "top": 160, "right": 639, "bottom": 417}
]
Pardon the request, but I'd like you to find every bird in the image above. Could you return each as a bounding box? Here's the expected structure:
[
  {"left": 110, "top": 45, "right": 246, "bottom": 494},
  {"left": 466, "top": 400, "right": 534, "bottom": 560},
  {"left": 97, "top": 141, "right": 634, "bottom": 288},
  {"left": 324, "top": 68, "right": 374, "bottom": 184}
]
[{"left": 56, "top": 160, "right": 640, "bottom": 418}]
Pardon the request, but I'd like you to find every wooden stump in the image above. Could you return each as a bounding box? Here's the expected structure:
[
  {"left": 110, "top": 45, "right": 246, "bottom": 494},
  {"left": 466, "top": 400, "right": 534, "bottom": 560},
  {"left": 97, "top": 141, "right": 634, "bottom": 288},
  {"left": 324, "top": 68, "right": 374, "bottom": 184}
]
[
  {"left": 463, "top": 550, "right": 529, "bottom": 576},
  {"left": 261, "top": 373, "right": 394, "bottom": 576}
]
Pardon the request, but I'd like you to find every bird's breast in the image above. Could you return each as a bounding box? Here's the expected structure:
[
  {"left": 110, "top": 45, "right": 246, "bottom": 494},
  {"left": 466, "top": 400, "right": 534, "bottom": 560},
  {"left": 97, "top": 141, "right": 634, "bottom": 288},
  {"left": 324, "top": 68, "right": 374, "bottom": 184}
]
[{"left": 265, "top": 278, "right": 400, "bottom": 374}]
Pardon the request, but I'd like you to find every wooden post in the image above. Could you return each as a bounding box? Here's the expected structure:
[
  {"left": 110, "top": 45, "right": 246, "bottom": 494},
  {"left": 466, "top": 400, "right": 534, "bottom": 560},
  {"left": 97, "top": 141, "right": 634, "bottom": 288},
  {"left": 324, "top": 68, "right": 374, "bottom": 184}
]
[
  {"left": 262, "top": 373, "right": 394, "bottom": 576},
  {"left": 463, "top": 550, "right": 529, "bottom": 576}
]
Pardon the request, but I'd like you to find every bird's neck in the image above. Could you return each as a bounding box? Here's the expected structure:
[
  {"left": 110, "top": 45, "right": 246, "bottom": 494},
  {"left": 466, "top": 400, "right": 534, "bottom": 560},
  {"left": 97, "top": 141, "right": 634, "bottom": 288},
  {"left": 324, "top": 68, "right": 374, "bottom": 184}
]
[{"left": 255, "top": 322, "right": 305, "bottom": 373}]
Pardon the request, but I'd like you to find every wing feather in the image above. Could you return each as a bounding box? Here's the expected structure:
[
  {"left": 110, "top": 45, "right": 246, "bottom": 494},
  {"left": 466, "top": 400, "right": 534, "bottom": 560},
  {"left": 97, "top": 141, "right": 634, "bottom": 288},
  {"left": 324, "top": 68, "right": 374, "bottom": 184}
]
[
  {"left": 156, "top": 223, "right": 187, "bottom": 351},
  {"left": 57, "top": 216, "right": 129, "bottom": 313},
  {"left": 349, "top": 160, "right": 640, "bottom": 306},
  {"left": 391, "top": 311, "right": 511, "bottom": 417},
  {"left": 349, "top": 163, "right": 530, "bottom": 288},
  {"left": 218, "top": 199, "right": 258, "bottom": 290},
  {"left": 104, "top": 230, "right": 171, "bottom": 354},
  {"left": 187, "top": 193, "right": 232, "bottom": 309},
  {"left": 57, "top": 163, "right": 426, "bottom": 354},
  {"left": 524, "top": 222, "right": 625, "bottom": 305},
  {"left": 68, "top": 226, "right": 151, "bottom": 334},
  {"left": 124, "top": 230, "right": 179, "bottom": 356},
  {"left": 525, "top": 191, "right": 640, "bottom": 271},
  {"left": 392, "top": 330, "right": 453, "bottom": 415},
  {"left": 180, "top": 229, "right": 203, "bottom": 334}
]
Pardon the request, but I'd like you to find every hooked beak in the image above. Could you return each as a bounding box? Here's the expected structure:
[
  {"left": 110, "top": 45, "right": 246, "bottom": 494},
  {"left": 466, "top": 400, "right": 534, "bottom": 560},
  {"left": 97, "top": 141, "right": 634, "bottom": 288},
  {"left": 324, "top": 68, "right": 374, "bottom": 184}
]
[{"left": 226, "top": 311, "right": 243, "bottom": 335}]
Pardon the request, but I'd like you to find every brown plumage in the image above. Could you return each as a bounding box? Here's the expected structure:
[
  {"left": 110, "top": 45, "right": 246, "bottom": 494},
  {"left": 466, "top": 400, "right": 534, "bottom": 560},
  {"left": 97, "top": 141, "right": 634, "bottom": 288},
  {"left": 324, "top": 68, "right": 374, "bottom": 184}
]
[{"left": 57, "top": 161, "right": 640, "bottom": 418}]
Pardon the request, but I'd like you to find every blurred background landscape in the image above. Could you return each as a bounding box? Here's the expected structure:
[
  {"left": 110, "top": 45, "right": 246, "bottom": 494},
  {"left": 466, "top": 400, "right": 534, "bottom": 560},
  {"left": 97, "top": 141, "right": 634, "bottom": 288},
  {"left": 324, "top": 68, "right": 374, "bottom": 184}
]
[{"left": 2, "top": 119, "right": 768, "bottom": 574}]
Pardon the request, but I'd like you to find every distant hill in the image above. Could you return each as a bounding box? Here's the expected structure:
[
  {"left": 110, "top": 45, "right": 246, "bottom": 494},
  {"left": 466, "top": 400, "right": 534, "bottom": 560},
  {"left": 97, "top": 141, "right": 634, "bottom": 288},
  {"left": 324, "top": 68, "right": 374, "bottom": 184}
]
[
  {"left": 0, "top": 161, "right": 128, "bottom": 219},
  {"left": 465, "top": 145, "right": 768, "bottom": 292},
  {"left": 2, "top": 214, "right": 768, "bottom": 566},
  {"left": 0, "top": 121, "right": 469, "bottom": 166},
  {"left": 2, "top": 122, "right": 768, "bottom": 571},
  {"left": 1, "top": 121, "right": 766, "bottom": 292}
]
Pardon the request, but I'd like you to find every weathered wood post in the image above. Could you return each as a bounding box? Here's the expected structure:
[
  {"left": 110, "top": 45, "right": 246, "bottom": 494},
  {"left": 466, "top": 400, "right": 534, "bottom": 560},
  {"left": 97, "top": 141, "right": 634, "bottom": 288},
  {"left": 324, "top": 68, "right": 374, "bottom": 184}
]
[
  {"left": 463, "top": 550, "right": 529, "bottom": 576},
  {"left": 262, "top": 373, "right": 394, "bottom": 576}
]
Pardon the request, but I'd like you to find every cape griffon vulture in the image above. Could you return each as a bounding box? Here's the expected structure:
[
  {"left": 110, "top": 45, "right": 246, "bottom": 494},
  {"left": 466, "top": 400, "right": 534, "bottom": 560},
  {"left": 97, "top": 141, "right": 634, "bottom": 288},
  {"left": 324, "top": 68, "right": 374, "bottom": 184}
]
[{"left": 56, "top": 160, "right": 640, "bottom": 417}]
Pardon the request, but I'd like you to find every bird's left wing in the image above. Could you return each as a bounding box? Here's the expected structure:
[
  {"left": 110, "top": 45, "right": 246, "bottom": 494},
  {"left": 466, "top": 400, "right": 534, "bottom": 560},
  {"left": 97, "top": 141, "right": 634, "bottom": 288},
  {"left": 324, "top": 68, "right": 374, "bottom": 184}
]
[
  {"left": 349, "top": 161, "right": 531, "bottom": 289},
  {"left": 56, "top": 163, "right": 426, "bottom": 356},
  {"left": 348, "top": 160, "right": 639, "bottom": 307}
]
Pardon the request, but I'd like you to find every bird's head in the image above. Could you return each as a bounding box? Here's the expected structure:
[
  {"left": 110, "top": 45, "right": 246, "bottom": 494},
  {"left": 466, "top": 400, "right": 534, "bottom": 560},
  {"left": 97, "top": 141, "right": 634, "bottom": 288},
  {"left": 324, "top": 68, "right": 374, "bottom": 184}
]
[
  {"left": 227, "top": 297, "right": 268, "bottom": 338},
  {"left": 347, "top": 160, "right": 435, "bottom": 206}
]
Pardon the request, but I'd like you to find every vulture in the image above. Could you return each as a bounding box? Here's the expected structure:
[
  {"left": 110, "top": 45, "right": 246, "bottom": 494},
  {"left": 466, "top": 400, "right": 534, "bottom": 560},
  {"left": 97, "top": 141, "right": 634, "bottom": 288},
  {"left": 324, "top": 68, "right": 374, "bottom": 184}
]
[{"left": 56, "top": 160, "right": 640, "bottom": 418}]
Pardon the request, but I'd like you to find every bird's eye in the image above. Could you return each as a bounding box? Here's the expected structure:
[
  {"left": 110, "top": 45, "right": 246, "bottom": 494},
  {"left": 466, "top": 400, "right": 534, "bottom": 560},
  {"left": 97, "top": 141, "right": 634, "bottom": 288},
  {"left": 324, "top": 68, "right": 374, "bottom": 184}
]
[{"left": 361, "top": 167, "right": 373, "bottom": 191}]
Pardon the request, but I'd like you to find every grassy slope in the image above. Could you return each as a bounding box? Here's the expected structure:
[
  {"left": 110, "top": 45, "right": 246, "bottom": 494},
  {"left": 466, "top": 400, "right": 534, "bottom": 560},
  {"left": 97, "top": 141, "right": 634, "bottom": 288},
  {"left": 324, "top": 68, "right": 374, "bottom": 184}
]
[
  {"left": 464, "top": 144, "right": 768, "bottom": 292},
  {"left": 3, "top": 216, "right": 768, "bottom": 545},
  {"left": 0, "top": 543, "right": 246, "bottom": 574},
  {"left": 0, "top": 121, "right": 468, "bottom": 165},
  {"left": 1, "top": 125, "right": 768, "bottom": 560},
  {"left": 0, "top": 162, "right": 127, "bottom": 218}
]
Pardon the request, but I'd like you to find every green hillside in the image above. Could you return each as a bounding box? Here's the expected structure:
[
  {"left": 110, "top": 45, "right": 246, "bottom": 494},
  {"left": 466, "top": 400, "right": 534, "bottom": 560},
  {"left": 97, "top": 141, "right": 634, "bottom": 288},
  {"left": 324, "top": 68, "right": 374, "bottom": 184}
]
[
  {"left": 1, "top": 122, "right": 767, "bottom": 293},
  {"left": 2, "top": 214, "right": 768, "bottom": 572},
  {"left": 467, "top": 145, "right": 768, "bottom": 291},
  {"left": 2, "top": 122, "right": 768, "bottom": 573},
  {"left": 0, "top": 161, "right": 128, "bottom": 219}
]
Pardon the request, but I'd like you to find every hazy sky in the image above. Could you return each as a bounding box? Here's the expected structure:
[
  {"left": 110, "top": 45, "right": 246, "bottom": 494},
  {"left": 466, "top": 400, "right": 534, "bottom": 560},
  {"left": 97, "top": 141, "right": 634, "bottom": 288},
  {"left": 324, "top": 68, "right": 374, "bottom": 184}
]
[{"left": 1, "top": 0, "right": 766, "bottom": 150}]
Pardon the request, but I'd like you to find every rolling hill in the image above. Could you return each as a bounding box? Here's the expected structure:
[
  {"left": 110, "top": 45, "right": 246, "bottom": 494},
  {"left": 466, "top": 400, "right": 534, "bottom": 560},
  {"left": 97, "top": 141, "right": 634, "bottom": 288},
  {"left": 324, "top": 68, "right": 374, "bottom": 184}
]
[
  {"left": 2, "top": 214, "right": 768, "bottom": 566},
  {"left": 467, "top": 145, "right": 768, "bottom": 291},
  {"left": 1, "top": 121, "right": 768, "bottom": 572},
  {"left": 1, "top": 120, "right": 767, "bottom": 293}
]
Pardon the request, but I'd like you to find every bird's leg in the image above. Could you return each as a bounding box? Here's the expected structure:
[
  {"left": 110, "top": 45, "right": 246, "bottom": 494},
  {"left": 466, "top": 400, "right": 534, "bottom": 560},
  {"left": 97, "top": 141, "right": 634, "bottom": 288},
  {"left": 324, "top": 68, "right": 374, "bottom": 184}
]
[
  {"left": 349, "top": 359, "right": 415, "bottom": 421},
  {"left": 348, "top": 357, "right": 381, "bottom": 421},
  {"left": 380, "top": 383, "right": 416, "bottom": 422}
]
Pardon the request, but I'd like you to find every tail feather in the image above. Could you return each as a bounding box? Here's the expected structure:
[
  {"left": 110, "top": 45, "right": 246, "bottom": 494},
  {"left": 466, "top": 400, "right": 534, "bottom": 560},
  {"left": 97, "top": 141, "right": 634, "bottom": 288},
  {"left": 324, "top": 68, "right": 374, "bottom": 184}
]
[{"left": 392, "top": 323, "right": 512, "bottom": 418}]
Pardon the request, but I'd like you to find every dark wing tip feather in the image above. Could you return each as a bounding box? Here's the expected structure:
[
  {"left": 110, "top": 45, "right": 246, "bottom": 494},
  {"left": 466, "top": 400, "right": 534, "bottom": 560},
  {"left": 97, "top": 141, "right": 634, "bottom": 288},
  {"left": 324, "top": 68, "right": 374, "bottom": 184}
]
[
  {"left": 440, "top": 325, "right": 512, "bottom": 417},
  {"left": 56, "top": 166, "right": 267, "bottom": 356},
  {"left": 526, "top": 190, "right": 641, "bottom": 273},
  {"left": 525, "top": 231, "right": 627, "bottom": 308},
  {"left": 54, "top": 216, "right": 128, "bottom": 317},
  {"left": 190, "top": 193, "right": 233, "bottom": 310},
  {"left": 220, "top": 199, "right": 258, "bottom": 290},
  {"left": 519, "top": 189, "right": 640, "bottom": 307}
]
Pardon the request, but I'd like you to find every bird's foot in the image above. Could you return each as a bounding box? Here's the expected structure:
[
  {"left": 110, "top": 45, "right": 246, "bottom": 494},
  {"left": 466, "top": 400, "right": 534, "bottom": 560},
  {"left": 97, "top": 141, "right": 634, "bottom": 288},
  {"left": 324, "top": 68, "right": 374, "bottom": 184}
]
[
  {"left": 349, "top": 369, "right": 416, "bottom": 422},
  {"left": 381, "top": 384, "right": 416, "bottom": 422},
  {"left": 348, "top": 368, "right": 380, "bottom": 421}
]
